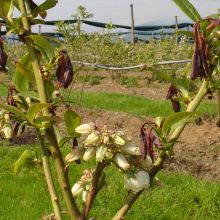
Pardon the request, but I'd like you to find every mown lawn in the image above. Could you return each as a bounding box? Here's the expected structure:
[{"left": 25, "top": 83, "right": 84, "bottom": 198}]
[
  {"left": 69, "top": 91, "right": 217, "bottom": 117},
  {"left": 0, "top": 146, "right": 220, "bottom": 220},
  {"left": 0, "top": 84, "right": 217, "bottom": 118}
]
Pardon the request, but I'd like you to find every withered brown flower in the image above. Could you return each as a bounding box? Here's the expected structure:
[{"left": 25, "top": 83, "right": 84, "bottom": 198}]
[
  {"left": 191, "top": 22, "right": 209, "bottom": 80},
  {"left": 166, "top": 84, "right": 181, "bottom": 112},
  {"left": 56, "top": 50, "right": 74, "bottom": 89}
]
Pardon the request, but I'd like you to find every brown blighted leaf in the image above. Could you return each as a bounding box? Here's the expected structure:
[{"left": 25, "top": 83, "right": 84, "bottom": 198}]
[
  {"left": 0, "top": 38, "right": 8, "bottom": 71},
  {"left": 139, "top": 122, "right": 162, "bottom": 161},
  {"left": 56, "top": 50, "right": 74, "bottom": 89},
  {"left": 190, "top": 22, "right": 209, "bottom": 80},
  {"left": 206, "top": 18, "right": 220, "bottom": 31}
]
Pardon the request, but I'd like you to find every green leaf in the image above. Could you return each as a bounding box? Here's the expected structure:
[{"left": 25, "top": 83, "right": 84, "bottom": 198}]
[
  {"left": 155, "top": 116, "right": 165, "bottom": 128},
  {"left": 12, "top": 150, "right": 36, "bottom": 174},
  {"left": 15, "top": 62, "right": 35, "bottom": 82},
  {"left": 0, "top": 104, "right": 26, "bottom": 119},
  {"left": 27, "top": 103, "right": 50, "bottom": 126},
  {"left": 7, "top": 0, "right": 13, "bottom": 23},
  {"left": 17, "top": 91, "right": 39, "bottom": 100},
  {"left": 172, "top": 0, "right": 202, "bottom": 21},
  {"left": 13, "top": 54, "right": 35, "bottom": 92},
  {"left": 64, "top": 109, "right": 81, "bottom": 136},
  {"left": 0, "top": 0, "right": 12, "bottom": 21},
  {"left": 45, "top": 80, "right": 55, "bottom": 99},
  {"left": 162, "top": 112, "right": 196, "bottom": 136},
  {"left": 32, "top": 0, "right": 58, "bottom": 18},
  {"left": 27, "top": 35, "right": 60, "bottom": 60},
  {"left": 158, "top": 71, "right": 174, "bottom": 82},
  {"left": 0, "top": 82, "right": 8, "bottom": 96},
  {"left": 59, "top": 136, "right": 72, "bottom": 148}
]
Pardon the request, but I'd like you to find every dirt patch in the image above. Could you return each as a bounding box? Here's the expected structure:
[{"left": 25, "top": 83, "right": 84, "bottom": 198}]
[
  {"left": 75, "top": 108, "right": 220, "bottom": 182},
  {"left": 2, "top": 70, "right": 220, "bottom": 182},
  {"left": 73, "top": 70, "right": 170, "bottom": 100}
]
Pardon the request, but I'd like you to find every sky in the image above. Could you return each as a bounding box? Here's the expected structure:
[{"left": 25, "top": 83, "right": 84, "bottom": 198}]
[{"left": 34, "top": 0, "right": 220, "bottom": 32}]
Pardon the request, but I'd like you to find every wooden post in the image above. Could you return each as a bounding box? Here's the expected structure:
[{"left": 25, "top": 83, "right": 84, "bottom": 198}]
[
  {"left": 12, "top": 33, "right": 15, "bottom": 45},
  {"left": 130, "top": 4, "right": 135, "bottom": 45},
  {"left": 78, "top": 16, "right": 81, "bottom": 36},
  {"left": 175, "top": 15, "right": 178, "bottom": 43}
]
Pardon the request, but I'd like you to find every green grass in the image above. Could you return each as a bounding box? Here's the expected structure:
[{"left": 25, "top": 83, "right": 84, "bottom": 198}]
[
  {"left": 70, "top": 91, "right": 217, "bottom": 118},
  {"left": 116, "top": 76, "right": 139, "bottom": 88},
  {"left": 77, "top": 75, "right": 106, "bottom": 85},
  {"left": 0, "top": 146, "right": 220, "bottom": 220}
]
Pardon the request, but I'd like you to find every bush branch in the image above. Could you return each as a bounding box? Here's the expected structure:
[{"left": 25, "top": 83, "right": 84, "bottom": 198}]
[
  {"left": 37, "top": 130, "right": 62, "bottom": 220},
  {"left": 112, "top": 79, "right": 209, "bottom": 220},
  {"left": 83, "top": 162, "right": 106, "bottom": 218}
]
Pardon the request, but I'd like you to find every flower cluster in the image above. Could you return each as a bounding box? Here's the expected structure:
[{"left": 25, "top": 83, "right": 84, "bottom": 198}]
[
  {"left": 70, "top": 122, "right": 153, "bottom": 194},
  {"left": 71, "top": 169, "right": 94, "bottom": 202},
  {"left": 0, "top": 110, "right": 12, "bottom": 139}
]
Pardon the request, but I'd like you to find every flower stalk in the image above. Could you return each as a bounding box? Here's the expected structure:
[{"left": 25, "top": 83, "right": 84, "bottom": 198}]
[
  {"left": 36, "top": 130, "right": 62, "bottom": 220},
  {"left": 83, "top": 162, "right": 106, "bottom": 218}
]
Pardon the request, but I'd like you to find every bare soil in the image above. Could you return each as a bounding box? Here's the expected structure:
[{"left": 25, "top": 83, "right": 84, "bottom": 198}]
[
  {"left": 76, "top": 107, "right": 220, "bottom": 182},
  {"left": 3, "top": 70, "right": 220, "bottom": 182}
]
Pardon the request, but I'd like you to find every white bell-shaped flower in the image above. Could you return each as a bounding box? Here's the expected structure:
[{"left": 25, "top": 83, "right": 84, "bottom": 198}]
[
  {"left": 71, "top": 181, "right": 84, "bottom": 197},
  {"left": 111, "top": 133, "right": 126, "bottom": 146},
  {"left": 96, "top": 145, "right": 107, "bottom": 162},
  {"left": 120, "top": 142, "right": 140, "bottom": 156},
  {"left": 114, "top": 153, "right": 130, "bottom": 170},
  {"left": 65, "top": 148, "right": 81, "bottom": 163},
  {"left": 124, "top": 170, "right": 150, "bottom": 192},
  {"left": 82, "top": 190, "right": 88, "bottom": 202},
  {"left": 3, "top": 123, "right": 13, "bottom": 139},
  {"left": 84, "top": 132, "right": 99, "bottom": 146},
  {"left": 75, "top": 122, "right": 95, "bottom": 134},
  {"left": 83, "top": 147, "right": 96, "bottom": 161}
]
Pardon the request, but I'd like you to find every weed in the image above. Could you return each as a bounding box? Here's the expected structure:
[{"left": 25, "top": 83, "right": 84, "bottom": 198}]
[
  {"left": 77, "top": 75, "right": 106, "bottom": 85},
  {"left": 116, "top": 76, "right": 139, "bottom": 88}
]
